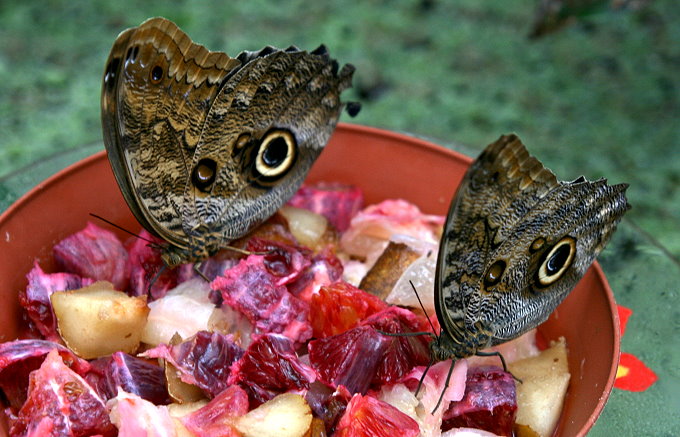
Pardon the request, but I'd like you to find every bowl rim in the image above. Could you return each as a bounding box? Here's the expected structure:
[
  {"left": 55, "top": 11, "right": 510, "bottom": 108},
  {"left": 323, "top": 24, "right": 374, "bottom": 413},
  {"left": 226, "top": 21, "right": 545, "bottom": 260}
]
[{"left": 0, "top": 122, "right": 620, "bottom": 436}]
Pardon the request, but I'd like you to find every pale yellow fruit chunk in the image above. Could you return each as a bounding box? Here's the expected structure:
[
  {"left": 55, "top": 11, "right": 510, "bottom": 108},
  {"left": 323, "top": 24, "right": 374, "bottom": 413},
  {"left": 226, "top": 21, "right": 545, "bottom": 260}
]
[
  {"left": 508, "top": 337, "right": 571, "bottom": 437},
  {"left": 51, "top": 281, "right": 149, "bottom": 359},
  {"left": 279, "top": 205, "right": 329, "bottom": 248},
  {"left": 234, "top": 393, "right": 312, "bottom": 437}
]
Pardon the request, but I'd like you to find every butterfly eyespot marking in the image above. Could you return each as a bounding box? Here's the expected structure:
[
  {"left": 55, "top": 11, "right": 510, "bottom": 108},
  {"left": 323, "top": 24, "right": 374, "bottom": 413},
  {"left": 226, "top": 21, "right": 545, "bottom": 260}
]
[
  {"left": 537, "top": 236, "right": 577, "bottom": 287},
  {"left": 150, "top": 65, "right": 164, "bottom": 83},
  {"left": 191, "top": 158, "right": 217, "bottom": 192},
  {"left": 530, "top": 237, "right": 546, "bottom": 253},
  {"left": 254, "top": 130, "right": 297, "bottom": 179},
  {"left": 483, "top": 260, "right": 506, "bottom": 289}
]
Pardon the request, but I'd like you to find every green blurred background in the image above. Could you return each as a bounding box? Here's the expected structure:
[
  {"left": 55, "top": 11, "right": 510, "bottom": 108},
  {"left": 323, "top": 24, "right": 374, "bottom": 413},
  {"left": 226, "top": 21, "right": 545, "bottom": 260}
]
[{"left": 0, "top": 0, "right": 677, "bottom": 434}]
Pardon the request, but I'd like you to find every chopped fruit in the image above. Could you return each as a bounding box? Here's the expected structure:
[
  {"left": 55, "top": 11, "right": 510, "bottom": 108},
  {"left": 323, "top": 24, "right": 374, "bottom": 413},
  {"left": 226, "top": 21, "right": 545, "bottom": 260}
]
[
  {"left": 86, "top": 351, "right": 170, "bottom": 404},
  {"left": 108, "top": 389, "right": 176, "bottom": 436},
  {"left": 279, "top": 205, "right": 331, "bottom": 249},
  {"left": 508, "top": 337, "right": 570, "bottom": 437},
  {"left": 51, "top": 281, "right": 149, "bottom": 359},
  {"left": 211, "top": 255, "right": 312, "bottom": 345},
  {"left": 0, "top": 339, "right": 90, "bottom": 410},
  {"left": 359, "top": 241, "right": 422, "bottom": 299},
  {"left": 287, "top": 182, "right": 364, "bottom": 232},
  {"left": 335, "top": 393, "right": 420, "bottom": 437},
  {"left": 10, "top": 350, "right": 115, "bottom": 436},
  {"left": 310, "top": 281, "right": 388, "bottom": 338},
  {"left": 305, "top": 382, "right": 352, "bottom": 434},
  {"left": 229, "top": 333, "right": 315, "bottom": 406},
  {"left": 141, "top": 278, "right": 217, "bottom": 347},
  {"left": 340, "top": 199, "right": 443, "bottom": 267},
  {"left": 360, "top": 307, "right": 431, "bottom": 385},
  {"left": 53, "top": 222, "right": 129, "bottom": 290},
  {"left": 19, "top": 261, "right": 94, "bottom": 342},
  {"left": 125, "top": 229, "right": 177, "bottom": 299},
  {"left": 287, "top": 247, "right": 344, "bottom": 302},
  {"left": 442, "top": 366, "right": 517, "bottom": 437},
  {"left": 235, "top": 393, "right": 313, "bottom": 437},
  {"left": 245, "top": 237, "right": 312, "bottom": 285},
  {"left": 142, "top": 331, "right": 243, "bottom": 398},
  {"left": 309, "top": 325, "right": 390, "bottom": 394},
  {"left": 180, "top": 385, "right": 249, "bottom": 437}
]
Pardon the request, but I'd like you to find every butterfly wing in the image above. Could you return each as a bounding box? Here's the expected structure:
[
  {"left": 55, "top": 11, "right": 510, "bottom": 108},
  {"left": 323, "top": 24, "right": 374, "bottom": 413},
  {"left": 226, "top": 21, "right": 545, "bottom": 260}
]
[
  {"left": 101, "top": 18, "right": 355, "bottom": 261},
  {"left": 182, "top": 45, "right": 355, "bottom": 251},
  {"left": 435, "top": 134, "right": 629, "bottom": 352}
]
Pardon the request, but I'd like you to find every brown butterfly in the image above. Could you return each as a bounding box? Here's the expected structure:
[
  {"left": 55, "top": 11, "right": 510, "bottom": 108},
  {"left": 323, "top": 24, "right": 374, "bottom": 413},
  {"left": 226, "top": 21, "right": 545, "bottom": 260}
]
[
  {"left": 426, "top": 134, "right": 629, "bottom": 410},
  {"left": 101, "top": 17, "right": 358, "bottom": 267}
]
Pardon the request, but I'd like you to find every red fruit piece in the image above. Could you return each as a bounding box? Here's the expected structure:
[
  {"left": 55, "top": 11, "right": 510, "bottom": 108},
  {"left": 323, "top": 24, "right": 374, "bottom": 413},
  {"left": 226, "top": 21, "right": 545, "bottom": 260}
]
[
  {"left": 246, "top": 237, "right": 312, "bottom": 285},
  {"left": 229, "top": 333, "right": 316, "bottom": 407},
  {"left": 308, "top": 325, "right": 390, "bottom": 395},
  {"left": 441, "top": 366, "right": 517, "bottom": 436},
  {"left": 142, "top": 331, "right": 243, "bottom": 398},
  {"left": 211, "top": 255, "right": 312, "bottom": 345},
  {"left": 287, "top": 247, "right": 344, "bottom": 302},
  {"left": 9, "top": 350, "right": 116, "bottom": 437},
  {"left": 305, "top": 382, "right": 352, "bottom": 435},
  {"left": 180, "top": 385, "right": 249, "bottom": 437},
  {"left": 310, "top": 281, "right": 388, "bottom": 338},
  {"left": 335, "top": 393, "right": 420, "bottom": 437},
  {"left": 288, "top": 182, "right": 364, "bottom": 232},
  {"left": 53, "top": 222, "right": 129, "bottom": 290},
  {"left": 360, "top": 307, "right": 431, "bottom": 385},
  {"left": 125, "top": 229, "right": 177, "bottom": 299},
  {"left": 0, "top": 339, "right": 90, "bottom": 411},
  {"left": 19, "top": 262, "right": 94, "bottom": 342},
  {"left": 86, "top": 351, "right": 171, "bottom": 404}
]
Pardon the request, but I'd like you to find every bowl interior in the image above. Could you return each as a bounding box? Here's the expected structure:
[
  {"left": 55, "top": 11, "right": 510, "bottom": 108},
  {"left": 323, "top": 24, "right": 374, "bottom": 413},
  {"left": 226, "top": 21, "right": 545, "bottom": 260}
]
[{"left": 0, "top": 123, "right": 618, "bottom": 436}]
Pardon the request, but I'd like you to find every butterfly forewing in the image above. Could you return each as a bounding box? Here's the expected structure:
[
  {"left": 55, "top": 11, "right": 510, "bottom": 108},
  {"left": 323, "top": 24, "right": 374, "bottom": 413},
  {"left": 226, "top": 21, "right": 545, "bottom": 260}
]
[
  {"left": 435, "top": 134, "right": 629, "bottom": 356},
  {"left": 101, "top": 17, "right": 356, "bottom": 264}
]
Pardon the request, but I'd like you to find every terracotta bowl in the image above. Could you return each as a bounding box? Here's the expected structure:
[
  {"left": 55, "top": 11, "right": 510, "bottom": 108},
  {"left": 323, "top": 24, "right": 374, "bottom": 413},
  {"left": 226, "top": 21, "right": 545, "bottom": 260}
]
[{"left": 0, "top": 123, "right": 619, "bottom": 436}]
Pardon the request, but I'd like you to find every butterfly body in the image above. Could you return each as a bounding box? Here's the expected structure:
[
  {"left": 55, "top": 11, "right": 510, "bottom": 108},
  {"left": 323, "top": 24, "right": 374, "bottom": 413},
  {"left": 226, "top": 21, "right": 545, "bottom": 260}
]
[
  {"left": 101, "top": 17, "right": 356, "bottom": 266},
  {"left": 432, "top": 134, "right": 629, "bottom": 362}
]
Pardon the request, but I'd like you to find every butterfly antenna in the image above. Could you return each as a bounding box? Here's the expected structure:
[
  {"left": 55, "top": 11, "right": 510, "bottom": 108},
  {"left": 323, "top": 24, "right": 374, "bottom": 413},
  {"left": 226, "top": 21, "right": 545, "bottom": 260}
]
[
  {"left": 409, "top": 280, "right": 439, "bottom": 337},
  {"left": 89, "top": 213, "right": 160, "bottom": 247}
]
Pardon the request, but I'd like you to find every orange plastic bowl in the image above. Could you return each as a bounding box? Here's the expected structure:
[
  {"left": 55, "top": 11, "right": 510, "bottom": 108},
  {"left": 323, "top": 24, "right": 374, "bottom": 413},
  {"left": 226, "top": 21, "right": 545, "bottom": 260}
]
[{"left": 0, "top": 123, "right": 619, "bottom": 436}]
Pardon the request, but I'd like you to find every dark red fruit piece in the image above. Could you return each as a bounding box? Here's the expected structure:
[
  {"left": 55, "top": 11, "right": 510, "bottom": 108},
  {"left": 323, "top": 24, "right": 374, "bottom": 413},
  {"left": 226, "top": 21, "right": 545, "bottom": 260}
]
[
  {"left": 308, "top": 325, "right": 390, "bottom": 395},
  {"left": 53, "top": 222, "right": 129, "bottom": 290},
  {"left": 310, "top": 281, "right": 388, "bottom": 338},
  {"left": 125, "top": 229, "right": 177, "bottom": 300},
  {"left": 229, "top": 333, "right": 316, "bottom": 407},
  {"left": 288, "top": 182, "right": 364, "bottom": 232},
  {"left": 245, "top": 237, "right": 312, "bottom": 284},
  {"left": 0, "top": 339, "right": 90, "bottom": 411},
  {"left": 305, "top": 382, "right": 352, "bottom": 435},
  {"left": 143, "top": 331, "right": 243, "bottom": 398},
  {"left": 334, "top": 393, "right": 420, "bottom": 437},
  {"left": 287, "top": 247, "right": 344, "bottom": 302},
  {"left": 86, "top": 351, "right": 171, "bottom": 404},
  {"left": 211, "top": 255, "right": 312, "bottom": 345},
  {"left": 19, "top": 262, "right": 94, "bottom": 342},
  {"left": 441, "top": 366, "right": 518, "bottom": 436},
  {"left": 9, "top": 350, "right": 116, "bottom": 437},
  {"left": 360, "top": 307, "right": 431, "bottom": 385}
]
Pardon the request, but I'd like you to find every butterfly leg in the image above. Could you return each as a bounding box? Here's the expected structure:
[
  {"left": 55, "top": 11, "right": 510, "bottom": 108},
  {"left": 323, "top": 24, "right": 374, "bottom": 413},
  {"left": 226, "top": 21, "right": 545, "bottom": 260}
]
[
  {"left": 475, "top": 350, "right": 523, "bottom": 383},
  {"left": 432, "top": 359, "right": 457, "bottom": 414},
  {"left": 193, "top": 262, "right": 210, "bottom": 282}
]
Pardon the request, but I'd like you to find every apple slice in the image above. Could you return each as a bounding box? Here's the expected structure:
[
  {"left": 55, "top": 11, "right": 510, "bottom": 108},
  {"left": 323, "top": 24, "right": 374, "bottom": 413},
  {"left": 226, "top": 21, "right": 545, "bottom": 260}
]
[
  {"left": 234, "top": 393, "right": 312, "bottom": 437},
  {"left": 51, "top": 281, "right": 149, "bottom": 359},
  {"left": 508, "top": 337, "right": 570, "bottom": 437}
]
